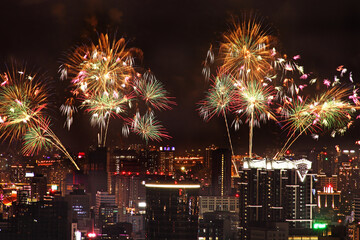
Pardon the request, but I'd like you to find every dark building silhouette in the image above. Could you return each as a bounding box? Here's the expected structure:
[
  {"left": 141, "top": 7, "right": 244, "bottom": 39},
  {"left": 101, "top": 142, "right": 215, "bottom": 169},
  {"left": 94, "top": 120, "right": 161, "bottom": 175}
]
[
  {"left": 139, "top": 149, "right": 159, "bottom": 174},
  {"left": 30, "top": 174, "right": 47, "bottom": 201},
  {"left": 109, "top": 149, "right": 140, "bottom": 174},
  {"left": 88, "top": 147, "right": 108, "bottom": 205},
  {"left": 211, "top": 148, "right": 231, "bottom": 196},
  {"left": 1, "top": 198, "right": 68, "bottom": 240},
  {"left": 145, "top": 182, "right": 200, "bottom": 239},
  {"left": 205, "top": 144, "right": 217, "bottom": 169},
  {"left": 198, "top": 211, "right": 239, "bottom": 240},
  {"left": 65, "top": 188, "right": 91, "bottom": 233},
  {"left": 101, "top": 222, "right": 132, "bottom": 240}
]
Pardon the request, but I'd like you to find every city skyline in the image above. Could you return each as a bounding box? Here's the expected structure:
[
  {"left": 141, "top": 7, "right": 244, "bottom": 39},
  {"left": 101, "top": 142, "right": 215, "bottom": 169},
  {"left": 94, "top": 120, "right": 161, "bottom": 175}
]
[{"left": 0, "top": 0, "right": 359, "bottom": 155}]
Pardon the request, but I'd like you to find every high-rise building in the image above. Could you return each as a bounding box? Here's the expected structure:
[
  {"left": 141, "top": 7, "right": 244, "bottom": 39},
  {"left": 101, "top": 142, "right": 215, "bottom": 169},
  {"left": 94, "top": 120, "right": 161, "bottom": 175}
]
[
  {"left": 127, "top": 214, "right": 145, "bottom": 240},
  {"left": 65, "top": 188, "right": 91, "bottom": 232},
  {"left": 108, "top": 149, "right": 141, "bottom": 194},
  {"left": 238, "top": 158, "right": 315, "bottom": 239},
  {"left": 113, "top": 173, "right": 146, "bottom": 221},
  {"left": 205, "top": 144, "right": 217, "bottom": 169},
  {"left": 198, "top": 211, "right": 240, "bottom": 240},
  {"left": 30, "top": 174, "right": 47, "bottom": 201},
  {"left": 354, "top": 197, "right": 360, "bottom": 222},
  {"left": 1, "top": 197, "right": 68, "bottom": 240},
  {"left": 109, "top": 149, "right": 140, "bottom": 174},
  {"left": 88, "top": 147, "right": 108, "bottom": 205},
  {"left": 139, "top": 148, "right": 159, "bottom": 174},
  {"left": 199, "top": 196, "right": 239, "bottom": 218},
  {"left": 158, "top": 146, "right": 175, "bottom": 174},
  {"left": 314, "top": 149, "right": 335, "bottom": 176},
  {"left": 338, "top": 160, "right": 360, "bottom": 215},
  {"left": 316, "top": 174, "right": 338, "bottom": 191},
  {"left": 98, "top": 204, "right": 118, "bottom": 232},
  {"left": 317, "top": 184, "right": 341, "bottom": 210},
  {"left": 211, "top": 149, "right": 231, "bottom": 196},
  {"left": 95, "top": 191, "right": 116, "bottom": 228},
  {"left": 145, "top": 182, "right": 200, "bottom": 239}
]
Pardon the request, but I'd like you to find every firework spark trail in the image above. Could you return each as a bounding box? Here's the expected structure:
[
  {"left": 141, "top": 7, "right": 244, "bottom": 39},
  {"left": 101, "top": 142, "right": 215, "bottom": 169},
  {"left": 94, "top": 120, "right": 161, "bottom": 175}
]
[
  {"left": 0, "top": 67, "right": 80, "bottom": 170},
  {"left": 23, "top": 117, "right": 80, "bottom": 170},
  {"left": 198, "top": 73, "right": 240, "bottom": 175},
  {"left": 222, "top": 109, "right": 240, "bottom": 176}
]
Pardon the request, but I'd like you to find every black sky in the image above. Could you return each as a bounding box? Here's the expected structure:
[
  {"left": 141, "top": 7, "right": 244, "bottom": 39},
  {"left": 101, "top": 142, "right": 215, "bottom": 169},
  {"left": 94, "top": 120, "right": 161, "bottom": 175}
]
[{"left": 0, "top": 0, "right": 359, "bottom": 154}]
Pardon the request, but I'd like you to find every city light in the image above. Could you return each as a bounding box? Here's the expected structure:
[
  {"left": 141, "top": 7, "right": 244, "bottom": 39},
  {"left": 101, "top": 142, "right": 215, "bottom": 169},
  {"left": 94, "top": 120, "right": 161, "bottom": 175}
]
[
  {"left": 87, "top": 232, "right": 96, "bottom": 238},
  {"left": 313, "top": 223, "right": 327, "bottom": 229},
  {"left": 145, "top": 184, "right": 201, "bottom": 189}
]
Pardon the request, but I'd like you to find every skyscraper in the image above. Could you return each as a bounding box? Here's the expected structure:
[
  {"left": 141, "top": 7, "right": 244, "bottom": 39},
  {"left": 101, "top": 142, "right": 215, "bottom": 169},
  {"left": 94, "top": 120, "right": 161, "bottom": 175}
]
[
  {"left": 95, "top": 191, "right": 116, "bottom": 228},
  {"left": 205, "top": 144, "right": 218, "bottom": 169},
  {"left": 238, "top": 158, "right": 315, "bottom": 239},
  {"left": 158, "top": 146, "right": 175, "bottom": 174},
  {"left": 211, "top": 148, "right": 231, "bottom": 196},
  {"left": 88, "top": 147, "right": 108, "bottom": 205},
  {"left": 66, "top": 188, "right": 91, "bottom": 232},
  {"left": 145, "top": 182, "right": 200, "bottom": 239}
]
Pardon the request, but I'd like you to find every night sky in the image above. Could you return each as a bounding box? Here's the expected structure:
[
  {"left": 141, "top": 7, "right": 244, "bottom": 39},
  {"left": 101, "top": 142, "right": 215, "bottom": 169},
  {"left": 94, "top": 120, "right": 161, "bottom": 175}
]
[{"left": 0, "top": 0, "right": 359, "bottom": 154}]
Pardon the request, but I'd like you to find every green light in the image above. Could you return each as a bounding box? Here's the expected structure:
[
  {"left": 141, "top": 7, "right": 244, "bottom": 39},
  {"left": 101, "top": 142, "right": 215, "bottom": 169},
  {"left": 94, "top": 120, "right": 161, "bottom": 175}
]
[{"left": 313, "top": 223, "right": 327, "bottom": 229}]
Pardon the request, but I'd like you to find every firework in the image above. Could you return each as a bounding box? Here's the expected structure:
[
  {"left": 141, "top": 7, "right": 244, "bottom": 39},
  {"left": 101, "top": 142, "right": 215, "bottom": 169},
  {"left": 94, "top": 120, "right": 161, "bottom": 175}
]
[
  {"left": 199, "top": 73, "right": 236, "bottom": 121},
  {"left": 133, "top": 71, "right": 175, "bottom": 111},
  {"left": 276, "top": 87, "right": 358, "bottom": 159},
  {"left": 61, "top": 34, "right": 133, "bottom": 96},
  {"left": 22, "top": 117, "right": 52, "bottom": 155},
  {"left": 234, "top": 80, "right": 276, "bottom": 158},
  {"left": 82, "top": 92, "right": 130, "bottom": 127},
  {"left": 60, "top": 97, "right": 77, "bottom": 130},
  {"left": 62, "top": 34, "right": 174, "bottom": 146},
  {"left": 0, "top": 70, "right": 47, "bottom": 142},
  {"left": 0, "top": 67, "right": 79, "bottom": 170},
  {"left": 131, "top": 112, "right": 170, "bottom": 143},
  {"left": 198, "top": 73, "right": 238, "bottom": 175},
  {"left": 219, "top": 20, "right": 276, "bottom": 82}
]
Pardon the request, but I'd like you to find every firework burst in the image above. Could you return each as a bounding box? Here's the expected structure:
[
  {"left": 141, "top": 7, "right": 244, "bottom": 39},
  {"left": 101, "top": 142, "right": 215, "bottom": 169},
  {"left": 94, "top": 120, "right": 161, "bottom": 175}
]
[
  {"left": 82, "top": 92, "right": 130, "bottom": 127},
  {"left": 0, "top": 70, "right": 47, "bottom": 142},
  {"left": 198, "top": 73, "right": 238, "bottom": 175},
  {"left": 234, "top": 80, "right": 276, "bottom": 158},
  {"left": 61, "top": 34, "right": 133, "bottom": 95},
  {"left": 62, "top": 34, "right": 174, "bottom": 145},
  {"left": 131, "top": 112, "right": 170, "bottom": 143},
  {"left": 0, "top": 66, "right": 79, "bottom": 170},
  {"left": 22, "top": 117, "right": 52, "bottom": 155},
  {"left": 219, "top": 20, "right": 276, "bottom": 82},
  {"left": 199, "top": 73, "right": 236, "bottom": 121},
  {"left": 133, "top": 71, "right": 175, "bottom": 111},
  {"left": 234, "top": 80, "right": 276, "bottom": 124},
  {"left": 276, "top": 86, "right": 358, "bottom": 159}
]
